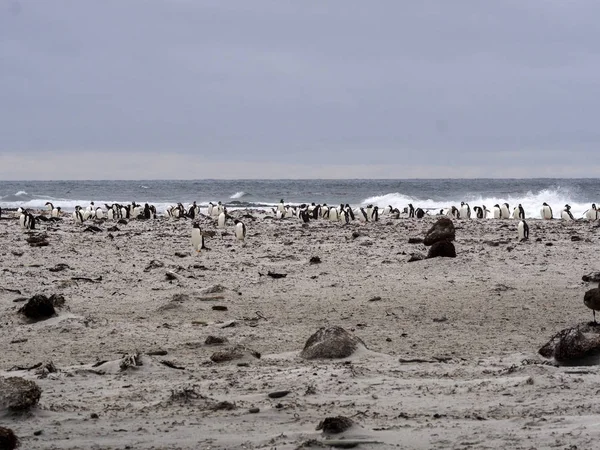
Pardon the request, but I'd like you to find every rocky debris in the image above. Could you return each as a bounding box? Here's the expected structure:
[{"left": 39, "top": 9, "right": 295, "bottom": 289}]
[
  {"left": 144, "top": 260, "right": 164, "bottom": 272},
  {"left": 0, "top": 427, "right": 19, "bottom": 450},
  {"left": 212, "top": 305, "right": 228, "bottom": 311},
  {"left": 83, "top": 225, "right": 103, "bottom": 233},
  {"left": 18, "top": 294, "right": 65, "bottom": 321},
  {"left": 423, "top": 218, "right": 455, "bottom": 246},
  {"left": 407, "top": 253, "right": 426, "bottom": 262},
  {"left": 300, "top": 326, "right": 367, "bottom": 360},
  {"left": 582, "top": 272, "right": 600, "bottom": 283},
  {"left": 309, "top": 256, "right": 322, "bottom": 264},
  {"left": 408, "top": 237, "right": 423, "bottom": 244},
  {"left": 316, "top": 416, "right": 354, "bottom": 434},
  {"left": 119, "top": 352, "right": 143, "bottom": 372},
  {"left": 107, "top": 225, "right": 120, "bottom": 232},
  {"left": 165, "top": 271, "right": 179, "bottom": 281},
  {"left": 205, "top": 336, "right": 228, "bottom": 345},
  {"left": 427, "top": 241, "right": 457, "bottom": 259},
  {"left": 539, "top": 323, "right": 600, "bottom": 364},
  {"left": 26, "top": 234, "right": 49, "bottom": 247},
  {"left": 202, "top": 284, "right": 226, "bottom": 295},
  {"left": 48, "top": 263, "right": 70, "bottom": 272},
  {"left": 210, "top": 345, "right": 261, "bottom": 363},
  {"left": 571, "top": 235, "right": 582, "bottom": 242},
  {"left": 211, "top": 401, "right": 236, "bottom": 411},
  {"left": 0, "top": 377, "right": 42, "bottom": 411},
  {"left": 117, "top": 219, "right": 128, "bottom": 225}
]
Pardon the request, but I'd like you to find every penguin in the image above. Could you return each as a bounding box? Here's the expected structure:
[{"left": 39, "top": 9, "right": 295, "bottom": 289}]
[
  {"left": 383, "top": 205, "right": 393, "bottom": 215},
  {"left": 300, "top": 209, "right": 310, "bottom": 223},
  {"left": 277, "top": 199, "right": 285, "bottom": 213},
  {"left": 144, "top": 203, "right": 151, "bottom": 219},
  {"left": 512, "top": 204, "right": 525, "bottom": 219},
  {"left": 460, "top": 202, "right": 471, "bottom": 219},
  {"left": 447, "top": 206, "right": 460, "bottom": 219},
  {"left": 217, "top": 201, "right": 224, "bottom": 215},
  {"left": 217, "top": 208, "right": 227, "bottom": 228},
  {"left": 340, "top": 208, "right": 349, "bottom": 224},
  {"left": 312, "top": 205, "right": 321, "bottom": 220},
  {"left": 73, "top": 206, "right": 84, "bottom": 224},
  {"left": 207, "top": 202, "right": 215, "bottom": 217},
  {"left": 358, "top": 207, "right": 369, "bottom": 222},
  {"left": 19, "top": 209, "right": 28, "bottom": 228},
  {"left": 561, "top": 204, "right": 574, "bottom": 221},
  {"left": 493, "top": 204, "right": 502, "bottom": 219},
  {"left": 500, "top": 203, "right": 510, "bottom": 219},
  {"left": 276, "top": 209, "right": 284, "bottom": 220},
  {"left": 345, "top": 204, "right": 355, "bottom": 221},
  {"left": 585, "top": 204, "right": 599, "bottom": 220},
  {"left": 365, "top": 204, "right": 374, "bottom": 221},
  {"left": 518, "top": 220, "right": 529, "bottom": 241},
  {"left": 234, "top": 219, "right": 247, "bottom": 242},
  {"left": 408, "top": 204, "right": 415, "bottom": 218},
  {"left": 415, "top": 208, "right": 425, "bottom": 219},
  {"left": 321, "top": 204, "right": 329, "bottom": 219},
  {"left": 191, "top": 222, "right": 204, "bottom": 253},
  {"left": 328, "top": 207, "right": 339, "bottom": 222},
  {"left": 371, "top": 206, "right": 379, "bottom": 222},
  {"left": 540, "top": 202, "right": 553, "bottom": 220},
  {"left": 473, "top": 206, "right": 484, "bottom": 219},
  {"left": 95, "top": 207, "right": 104, "bottom": 220},
  {"left": 187, "top": 201, "right": 198, "bottom": 219}
]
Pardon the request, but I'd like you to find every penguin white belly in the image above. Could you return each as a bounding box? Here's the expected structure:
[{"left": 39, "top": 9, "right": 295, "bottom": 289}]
[
  {"left": 512, "top": 208, "right": 519, "bottom": 219},
  {"left": 541, "top": 206, "right": 552, "bottom": 220},
  {"left": 500, "top": 206, "right": 509, "bottom": 218},
  {"left": 561, "top": 210, "right": 573, "bottom": 220},
  {"left": 329, "top": 208, "right": 339, "bottom": 221},
  {"left": 234, "top": 223, "right": 245, "bottom": 240},
  {"left": 218, "top": 212, "right": 226, "bottom": 228},
  {"left": 191, "top": 229, "right": 203, "bottom": 252},
  {"left": 493, "top": 208, "right": 501, "bottom": 219}
]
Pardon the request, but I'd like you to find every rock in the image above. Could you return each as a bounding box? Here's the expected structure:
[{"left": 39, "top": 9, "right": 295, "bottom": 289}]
[
  {"left": 571, "top": 235, "right": 582, "bottom": 242},
  {"left": 144, "top": 260, "right": 164, "bottom": 272},
  {"left": 210, "top": 345, "right": 261, "bottom": 363},
  {"left": 202, "top": 284, "right": 226, "bottom": 294},
  {"left": 268, "top": 390, "right": 290, "bottom": 399},
  {"left": 423, "top": 218, "right": 455, "bottom": 246},
  {"left": 0, "top": 377, "right": 42, "bottom": 411},
  {"left": 0, "top": 427, "right": 19, "bottom": 450},
  {"left": 165, "top": 271, "right": 179, "bottom": 281},
  {"left": 212, "top": 305, "right": 228, "bottom": 311},
  {"left": 309, "top": 256, "right": 321, "bottom": 264},
  {"left": 582, "top": 272, "right": 600, "bottom": 283},
  {"left": 316, "top": 416, "right": 354, "bottom": 434},
  {"left": 18, "top": 294, "right": 64, "bottom": 321},
  {"left": 408, "top": 237, "right": 423, "bottom": 244},
  {"left": 205, "top": 336, "right": 228, "bottom": 345},
  {"left": 249, "top": 407, "right": 260, "bottom": 414},
  {"left": 539, "top": 323, "right": 600, "bottom": 364},
  {"left": 300, "top": 326, "right": 367, "bottom": 360},
  {"left": 427, "top": 241, "right": 457, "bottom": 259},
  {"left": 407, "top": 253, "right": 426, "bottom": 262}
]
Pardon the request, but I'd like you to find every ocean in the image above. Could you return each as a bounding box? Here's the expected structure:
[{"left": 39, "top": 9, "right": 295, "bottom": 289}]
[{"left": 1, "top": 179, "right": 599, "bottom": 219}]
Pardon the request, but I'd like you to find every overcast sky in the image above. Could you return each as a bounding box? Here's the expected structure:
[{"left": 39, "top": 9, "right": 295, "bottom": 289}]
[{"left": 2, "top": 0, "right": 600, "bottom": 179}]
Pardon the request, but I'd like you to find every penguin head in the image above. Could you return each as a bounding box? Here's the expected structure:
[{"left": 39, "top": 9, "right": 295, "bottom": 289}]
[{"left": 192, "top": 222, "right": 200, "bottom": 229}]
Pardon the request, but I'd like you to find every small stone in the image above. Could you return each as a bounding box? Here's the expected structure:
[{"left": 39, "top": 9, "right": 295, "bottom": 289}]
[
  {"left": 90, "top": 413, "right": 99, "bottom": 419},
  {"left": 408, "top": 237, "right": 423, "bottom": 244},
  {"left": 316, "top": 416, "right": 353, "bottom": 434},
  {"left": 210, "top": 345, "right": 261, "bottom": 363},
  {"left": 205, "top": 336, "right": 228, "bottom": 345},
  {"left": 268, "top": 390, "right": 290, "bottom": 399},
  {"left": 212, "top": 305, "right": 228, "bottom": 311},
  {"left": 309, "top": 256, "right": 321, "bottom": 264},
  {"left": 33, "top": 430, "right": 43, "bottom": 436},
  {"left": 249, "top": 407, "right": 260, "bottom": 414},
  {"left": 0, "top": 427, "right": 19, "bottom": 450},
  {"left": 300, "top": 326, "right": 367, "bottom": 360}
]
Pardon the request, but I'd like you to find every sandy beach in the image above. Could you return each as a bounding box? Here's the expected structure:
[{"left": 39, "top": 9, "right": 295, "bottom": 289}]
[{"left": 2, "top": 210, "right": 600, "bottom": 449}]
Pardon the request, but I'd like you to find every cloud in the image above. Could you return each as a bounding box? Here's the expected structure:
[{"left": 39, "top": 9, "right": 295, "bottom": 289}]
[{"left": 2, "top": 1, "right": 600, "bottom": 178}]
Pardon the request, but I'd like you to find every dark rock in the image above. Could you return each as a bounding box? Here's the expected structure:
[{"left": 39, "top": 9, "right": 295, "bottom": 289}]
[
  {"left": 107, "top": 226, "right": 120, "bottom": 232},
  {"left": 90, "top": 413, "right": 99, "bottom": 419},
  {"left": 210, "top": 345, "right": 261, "bottom": 363},
  {"left": 174, "top": 252, "right": 189, "bottom": 258},
  {"left": 582, "top": 272, "right": 600, "bottom": 283},
  {"left": 309, "top": 256, "right": 321, "bottom": 264},
  {"left": 212, "top": 305, "right": 228, "bottom": 311},
  {"left": 205, "top": 336, "right": 228, "bottom": 345},
  {"left": 423, "top": 218, "right": 455, "bottom": 246},
  {"left": 300, "top": 326, "right": 367, "bottom": 360},
  {"left": 0, "top": 427, "right": 19, "bottom": 450},
  {"left": 165, "top": 271, "right": 178, "bottom": 281},
  {"left": 351, "top": 231, "right": 361, "bottom": 239},
  {"left": 427, "top": 241, "right": 456, "bottom": 259},
  {"left": 0, "top": 377, "right": 42, "bottom": 411},
  {"left": 571, "top": 235, "right": 582, "bottom": 242},
  {"left": 316, "top": 416, "right": 354, "bottom": 434},
  {"left": 539, "top": 323, "right": 600, "bottom": 364},
  {"left": 407, "top": 253, "right": 426, "bottom": 262},
  {"left": 408, "top": 237, "right": 423, "bottom": 244},
  {"left": 545, "top": 242, "right": 553, "bottom": 247},
  {"left": 18, "top": 294, "right": 64, "bottom": 321},
  {"left": 249, "top": 407, "right": 260, "bottom": 414},
  {"left": 48, "top": 263, "right": 70, "bottom": 272},
  {"left": 144, "top": 260, "right": 164, "bottom": 272},
  {"left": 117, "top": 219, "right": 128, "bottom": 225},
  {"left": 485, "top": 241, "right": 500, "bottom": 247},
  {"left": 83, "top": 225, "right": 103, "bottom": 233},
  {"left": 211, "top": 401, "right": 236, "bottom": 411},
  {"left": 268, "top": 390, "right": 290, "bottom": 399}
]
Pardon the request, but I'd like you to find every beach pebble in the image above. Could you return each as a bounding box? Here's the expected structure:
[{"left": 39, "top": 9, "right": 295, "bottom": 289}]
[
  {"left": 423, "top": 218, "right": 455, "bottom": 246},
  {"left": 249, "top": 407, "right": 260, "bottom": 414},
  {"left": 210, "top": 345, "right": 261, "bottom": 363},
  {"left": 0, "top": 377, "right": 42, "bottom": 411},
  {"left": 18, "top": 294, "right": 64, "bottom": 321},
  {"left": 300, "top": 326, "right": 367, "bottom": 360},
  {"left": 268, "top": 390, "right": 290, "bottom": 399},
  {"left": 316, "top": 416, "right": 353, "bottom": 434},
  {"left": 407, "top": 253, "right": 426, "bottom": 262},
  {"left": 205, "top": 336, "right": 228, "bottom": 345}
]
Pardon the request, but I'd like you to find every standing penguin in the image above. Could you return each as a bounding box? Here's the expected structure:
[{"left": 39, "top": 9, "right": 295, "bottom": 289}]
[
  {"left": 217, "top": 208, "right": 227, "bottom": 229},
  {"left": 371, "top": 206, "right": 379, "bottom": 222},
  {"left": 460, "top": 202, "right": 471, "bottom": 219},
  {"left": 191, "top": 222, "right": 205, "bottom": 253},
  {"left": 561, "top": 204, "right": 575, "bottom": 220},
  {"left": 473, "top": 206, "right": 483, "bottom": 219},
  {"left": 408, "top": 204, "right": 415, "bottom": 218},
  {"left": 73, "top": 206, "right": 84, "bottom": 223},
  {"left": 584, "top": 204, "right": 599, "bottom": 220},
  {"left": 493, "top": 204, "right": 502, "bottom": 219},
  {"left": 95, "top": 207, "right": 104, "bottom": 220},
  {"left": 518, "top": 220, "right": 529, "bottom": 241},
  {"left": 415, "top": 208, "right": 425, "bottom": 219},
  {"left": 344, "top": 204, "right": 355, "bottom": 221},
  {"left": 234, "top": 219, "right": 247, "bottom": 242},
  {"left": 540, "top": 202, "right": 553, "bottom": 220},
  {"left": 512, "top": 204, "right": 525, "bottom": 219}
]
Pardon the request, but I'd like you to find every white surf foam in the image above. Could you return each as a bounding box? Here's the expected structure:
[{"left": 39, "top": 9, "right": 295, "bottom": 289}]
[{"left": 230, "top": 191, "right": 246, "bottom": 199}]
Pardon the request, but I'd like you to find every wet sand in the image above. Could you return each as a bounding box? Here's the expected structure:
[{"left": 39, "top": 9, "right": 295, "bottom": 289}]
[{"left": 1, "top": 210, "right": 600, "bottom": 449}]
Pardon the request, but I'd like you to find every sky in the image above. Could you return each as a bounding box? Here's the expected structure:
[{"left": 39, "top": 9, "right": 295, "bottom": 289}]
[{"left": 2, "top": 0, "right": 600, "bottom": 179}]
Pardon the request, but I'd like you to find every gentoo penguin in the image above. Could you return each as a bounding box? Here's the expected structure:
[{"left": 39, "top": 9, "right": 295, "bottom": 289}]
[
  {"left": 365, "top": 204, "right": 373, "bottom": 221},
  {"left": 217, "top": 208, "right": 227, "bottom": 229},
  {"left": 19, "top": 209, "right": 28, "bottom": 228},
  {"left": 540, "top": 202, "right": 553, "bottom": 220},
  {"left": 493, "top": 204, "right": 502, "bottom": 219},
  {"left": 460, "top": 202, "right": 471, "bottom": 219},
  {"left": 187, "top": 201, "right": 198, "bottom": 219},
  {"left": 95, "top": 207, "right": 104, "bottom": 220},
  {"left": 408, "top": 204, "right": 415, "bottom": 218},
  {"left": 300, "top": 209, "right": 310, "bottom": 223},
  {"left": 234, "top": 219, "right": 247, "bottom": 242},
  {"left": 561, "top": 204, "right": 574, "bottom": 220},
  {"left": 358, "top": 207, "right": 369, "bottom": 222},
  {"left": 383, "top": 205, "right": 393, "bottom": 215},
  {"left": 340, "top": 208, "right": 348, "bottom": 224},
  {"left": 518, "top": 220, "right": 529, "bottom": 241},
  {"left": 415, "top": 208, "right": 425, "bottom": 219},
  {"left": 144, "top": 203, "right": 151, "bottom": 219},
  {"left": 73, "top": 206, "right": 84, "bottom": 223},
  {"left": 584, "top": 204, "right": 599, "bottom": 220},
  {"left": 312, "top": 205, "right": 321, "bottom": 220},
  {"left": 446, "top": 206, "right": 460, "bottom": 219},
  {"left": 207, "top": 202, "right": 215, "bottom": 217},
  {"left": 320, "top": 204, "right": 329, "bottom": 219},
  {"left": 328, "top": 206, "right": 339, "bottom": 222},
  {"left": 499, "top": 203, "right": 510, "bottom": 219},
  {"left": 584, "top": 283, "right": 600, "bottom": 324},
  {"left": 277, "top": 199, "right": 285, "bottom": 213},
  {"left": 473, "top": 206, "right": 484, "bottom": 219},
  {"left": 371, "top": 206, "right": 379, "bottom": 222},
  {"left": 191, "top": 223, "right": 205, "bottom": 253},
  {"left": 512, "top": 204, "right": 525, "bottom": 219}
]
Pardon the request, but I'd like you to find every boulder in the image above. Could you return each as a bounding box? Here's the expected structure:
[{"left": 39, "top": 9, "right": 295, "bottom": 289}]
[
  {"left": 539, "top": 323, "right": 600, "bottom": 364},
  {"left": 427, "top": 241, "right": 457, "bottom": 259},
  {"left": 582, "top": 272, "right": 600, "bottom": 283},
  {"left": 0, "top": 377, "right": 42, "bottom": 411},
  {"left": 210, "top": 345, "right": 260, "bottom": 363},
  {"left": 300, "top": 326, "right": 366, "bottom": 360},
  {"left": 18, "top": 294, "right": 65, "bottom": 321},
  {"left": 423, "top": 218, "right": 455, "bottom": 246},
  {"left": 0, "top": 427, "right": 19, "bottom": 450}
]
